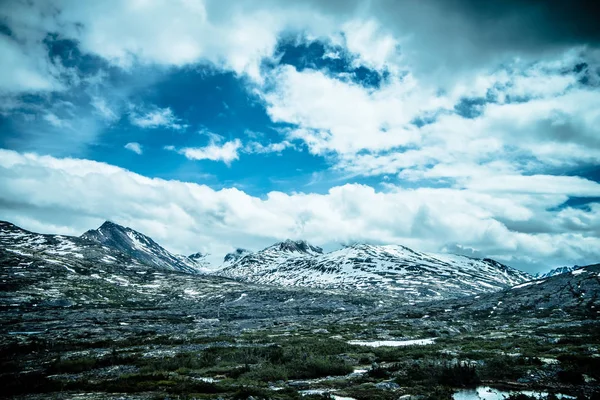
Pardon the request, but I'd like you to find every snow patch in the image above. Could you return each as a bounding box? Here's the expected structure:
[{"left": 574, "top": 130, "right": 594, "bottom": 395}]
[{"left": 348, "top": 338, "right": 436, "bottom": 347}]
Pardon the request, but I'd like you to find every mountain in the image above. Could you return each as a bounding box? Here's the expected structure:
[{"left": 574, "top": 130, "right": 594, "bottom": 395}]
[
  {"left": 417, "top": 263, "right": 600, "bottom": 320},
  {"left": 535, "top": 265, "right": 578, "bottom": 279},
  {"left": 81, "top": 221, "right": 203, "bottom": 274},
  {"left": 0, "top": 220, "right": 382, "bottom": 312},
  {"left": 215, "top": 241, "right": 533, "bottom": 300},
  {"left": 182, "top": 252, "right": 211, "bottom": 271},
  {"left": 0, "top": 220, "right": 137, "bottom": 270},
  {"left": 223, "top": 248, "right": 252, "bottom": 267}
]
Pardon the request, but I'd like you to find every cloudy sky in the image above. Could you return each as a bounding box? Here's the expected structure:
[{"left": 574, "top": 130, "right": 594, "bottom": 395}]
[{"left": 1, "top": 0, "right": 599, "bottom": 272}]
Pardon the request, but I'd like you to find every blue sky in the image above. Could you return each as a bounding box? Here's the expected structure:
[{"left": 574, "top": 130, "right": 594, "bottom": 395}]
[{"left": 1, "top": 0, "right": 600, "bottom": 272}]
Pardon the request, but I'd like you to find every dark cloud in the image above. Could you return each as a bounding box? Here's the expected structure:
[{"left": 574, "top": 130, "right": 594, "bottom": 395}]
[{"left": 351, "top": 0, "right": 600, "bottom": 84}]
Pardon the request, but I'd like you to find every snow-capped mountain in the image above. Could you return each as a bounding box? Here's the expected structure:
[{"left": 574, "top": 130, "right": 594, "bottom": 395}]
[
  {"left": 216, "top": 241, "right": 533, "bottom": 300},
  {"left": 223, "top": 248, "right": 253, "bottom": 268},
  {"left": 0, "top": 220, "right": 139, "bottom": 271},
  {"left": 81, "top": 221, "right": 204, "bottom": 273},
  {"left": 175, "top": 252, "right": 212, "bottom": 273},
  {"left": 535, "top": 266, "right": 578, "bottom": 279}
]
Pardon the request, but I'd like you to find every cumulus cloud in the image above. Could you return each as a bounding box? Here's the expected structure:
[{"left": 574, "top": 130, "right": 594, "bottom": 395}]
[
  {"left": 178, "top": 139, "right": 242, "bottom": 165},
  {"left": 129, "top": 106, "right": 186, "bottom": 130},
  {"left": 1, "top": 149, "right": 600, "bottom": 272},
  {"left": 124, "top": 142, "right": 142, "bottom": 155},
  {"left": 261, "top": 49, "right": 600, "bottom": 185}
]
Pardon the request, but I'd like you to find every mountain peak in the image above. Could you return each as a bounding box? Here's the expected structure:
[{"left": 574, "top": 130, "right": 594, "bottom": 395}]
[
  {"left": 223, "top": 248, "right": 251, "bottom": 264},
  {"left": 98, "top": 220, "right": 128, "bottom": 231},
  {"left": 81, "top": 222, "right": 201, "bottom": 274},
  {"left": 270, "top": 239, "right": 323, "bottom": 254},
  {"left": 188, "top": 252, "right": 206, "bottom": 261}
]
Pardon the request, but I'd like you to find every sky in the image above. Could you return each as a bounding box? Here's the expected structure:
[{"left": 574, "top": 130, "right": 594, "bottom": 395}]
[{"left": 1, "top": 0, "right": 600, "bottom": 273}]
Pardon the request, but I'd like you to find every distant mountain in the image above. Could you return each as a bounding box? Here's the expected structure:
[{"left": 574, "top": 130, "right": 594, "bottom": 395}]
[
  {"left": 535, "top": 266, "right": 578, "bottom": 279},
  {"left": 215, "top": 241, "right": 532, "bottom": 300},
  {"left": 223, "top": 248, "right": 252, "bottom": 268},
  {"left": 427, "top": 263, "right": 600, "bottom": 319},
  {"left": 81, "top": 221, "right": 203, "bottom": 274},
  {"left": 0, "top": 220, "right": 141, "bottom": 281}
]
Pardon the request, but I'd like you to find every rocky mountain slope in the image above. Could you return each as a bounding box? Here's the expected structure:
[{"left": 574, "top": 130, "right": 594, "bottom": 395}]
[
  {"left": 0, "top": 221, "right": 385, "bottom": 320},
  {"left": 410, "top": 263, "right": 600, "bottom": 320},
  {"left": 536, "top": 265, "right": 578, "bottom": 279},
  {"left": 216, "top": 240, "right": 533, "bottom": 300},
  {"left": 0, "top": 220, "right": 205, "bottom": 276},
  {"left": 81, "top": 221, "right": 206, "bottom": 273}
]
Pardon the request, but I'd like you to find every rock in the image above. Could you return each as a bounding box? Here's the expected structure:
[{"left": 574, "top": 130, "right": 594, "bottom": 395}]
[{"left": 376, "top": 381, "right": 400, "bottom": 390}]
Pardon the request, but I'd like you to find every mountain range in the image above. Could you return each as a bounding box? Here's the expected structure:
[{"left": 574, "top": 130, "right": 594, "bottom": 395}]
[
  {"left": 216, "top": 239, "right": 532, "bottom": 300},
  {"left": 2, "top": 219, "right": 584, "bottom": 302}
]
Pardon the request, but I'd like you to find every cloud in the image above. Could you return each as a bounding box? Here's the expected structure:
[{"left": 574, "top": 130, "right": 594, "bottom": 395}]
[
  {"left": 129, "top": 106, "right": 186, "bottom": 130},
  {"left": 178, "top": 139, "right": 242, "bottom": 165},
  {"left": 43, "top": 113, "right": 71, "bottom": 129},
  {"left": 0, "top": 34, "right": 63, "bottom": 93},
  {"left": 91, "top": 97, "right": 119, "bottom": 122},
  {"left": 1, "top": 149, "right": 600, "bottom": 272},
  {"left": 124, "top": 142, "right": 142, "bottom": 155},
  {"left": 260, "top": 48, "right": 600, "bottom": 186},
  {"left": 2, "top": 0, "right": 599, "bottom": 95},
  {"left": 245, "top": 140, "right": 294, "bottom": 154}
]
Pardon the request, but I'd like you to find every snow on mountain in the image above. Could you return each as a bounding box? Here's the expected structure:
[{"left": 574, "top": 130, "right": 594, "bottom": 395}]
[
  {"left": 216, "top": 242, "right": 533, "bottom": 300},
  {"left": 81, "top": 221, "right": 204, "bottom": 274},
  {"left": 223, "top": 248, "right": 253, "bottom": 268},
  {"left": 535, "top": 266, "right": 578, "bottom": 279},
  {"left": 0, "top": 220, "right": 138, "bottom": 270},
  {"left": 176, "top": 252, "right": 212, "bottom": 273}
]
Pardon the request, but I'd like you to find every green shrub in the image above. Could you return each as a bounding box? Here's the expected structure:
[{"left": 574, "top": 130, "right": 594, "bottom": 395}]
[{"left": 395, "top": 362, "right": 479, "bottom": 388}]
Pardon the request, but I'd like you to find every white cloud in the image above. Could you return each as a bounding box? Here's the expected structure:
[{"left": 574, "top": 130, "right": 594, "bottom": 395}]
[
  {"left": 1, "top": 149, "right": 600, "bottom": 273},
  {"left": 259, "top": 49, "right": 600, "bottom": 186},
  {"left": 124, "top": 142, "right": 143, "bottom": 155},
  {"left": 43, "top": 113, "right": 71, "bottom": 129},
  {"left": 245, "top": 140, "right": 293, "bottom": 154},
  {"left": 340, "top": 19, "right": 399, "bottom": 72},
  {"left": 264, "top": 66, "right": 433, "bottom": 155},
  {"left": 0, "top": 35, "right": 62, "bottom": 93},
  {"left": 129, "top": 107, "right": 186, "bottom": 130},
  {"left": 48, "top": 0, "right": 333, "bottom": 82},
  {"left": 91, "top": 97, "right": 119, "bottom": 122},
  {"left": 179, "top": 139, "right": 242, "bottom": 165}
]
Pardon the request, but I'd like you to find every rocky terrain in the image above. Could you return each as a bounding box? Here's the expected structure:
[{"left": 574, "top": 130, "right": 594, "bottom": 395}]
[
  {"left": 1, "top": 220, "right": 599, "bottom": 400},
  {"left": 216, "top": 240, "right": 532, "bottom": 300}
]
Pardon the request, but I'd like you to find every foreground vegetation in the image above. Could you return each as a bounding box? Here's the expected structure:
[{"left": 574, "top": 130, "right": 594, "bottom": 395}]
[{"left": 2, "top": 314, "right": 599, "bottom": 400}]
